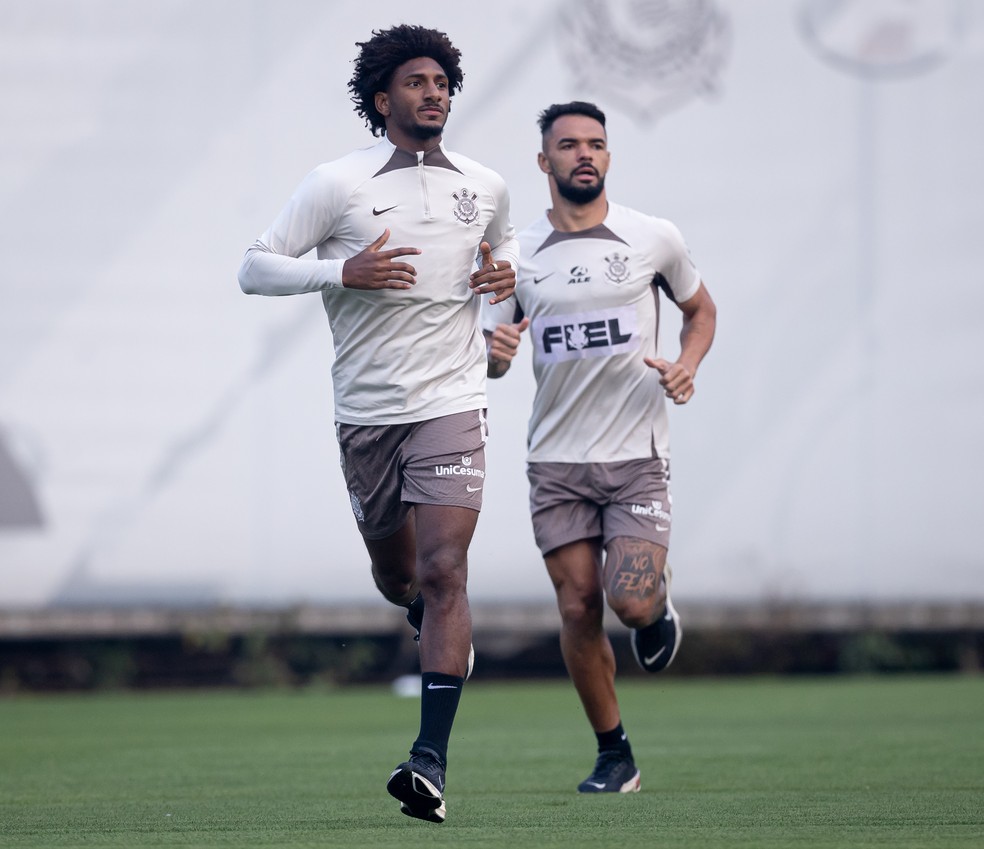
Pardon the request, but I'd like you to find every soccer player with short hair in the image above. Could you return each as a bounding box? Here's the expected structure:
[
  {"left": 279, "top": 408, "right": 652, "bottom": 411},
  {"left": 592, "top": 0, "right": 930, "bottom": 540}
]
[
  {"left": 238, "top": 24, "right": 519, "bottom": 822},
  {"left": 483, "top": 101, "right": 716, "bottom": 793}
]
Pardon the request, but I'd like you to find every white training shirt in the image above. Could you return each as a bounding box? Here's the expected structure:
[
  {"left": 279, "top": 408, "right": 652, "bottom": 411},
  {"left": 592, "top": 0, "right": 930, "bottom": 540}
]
[
  {"left": 239, "top": 137, "right": 518, "bottom": 425},
  {"left": 483, "top": 202, "right": 700, "bottom": 463}
]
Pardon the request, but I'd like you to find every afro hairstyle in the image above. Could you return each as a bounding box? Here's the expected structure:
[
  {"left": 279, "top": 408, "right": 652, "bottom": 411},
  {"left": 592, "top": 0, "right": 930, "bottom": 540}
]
[{"left": 348, "top": 24, "right": 464, "bottom": 137}]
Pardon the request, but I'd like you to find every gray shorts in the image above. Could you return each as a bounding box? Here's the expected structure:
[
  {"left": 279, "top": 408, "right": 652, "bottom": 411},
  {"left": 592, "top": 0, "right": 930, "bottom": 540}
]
[
  {"left": 527, "top": 457, "right": 672, "bottom": 556},
  {"left": 336, "top": 409, "right": 488, "bottom": 539}
]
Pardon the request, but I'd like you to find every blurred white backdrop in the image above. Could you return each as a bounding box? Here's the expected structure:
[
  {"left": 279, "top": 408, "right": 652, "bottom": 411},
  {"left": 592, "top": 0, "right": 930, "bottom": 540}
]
[{"left": 1, "top": 0, "right": 982, "bottom": 608}]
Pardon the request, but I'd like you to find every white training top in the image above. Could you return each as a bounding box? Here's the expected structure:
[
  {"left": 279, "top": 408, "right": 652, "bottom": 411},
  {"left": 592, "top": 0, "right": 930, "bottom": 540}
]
[
  {"left": 483, "top": 202, "right": 700, "bottom": 463},
  {"left": 239, "top": 137, "right": 519, "bottom": 425}
]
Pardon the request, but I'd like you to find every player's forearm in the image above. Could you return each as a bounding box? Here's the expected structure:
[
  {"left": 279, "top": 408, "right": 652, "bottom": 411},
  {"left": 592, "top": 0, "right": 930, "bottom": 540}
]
[
  {"left": 678, "top": 301, "right": 716, "bottom": 377},
  {"left": 484, "top": 331, "right": 512, "bottom": 379},
  {"left": 238, "top": 243, "right": 344, "bottom": 296},
  {"left": 487, "top": 357, "right": 511, "bottom": 379},
  {"left": 485, "top": 231, "right": 520, "bottom": 274}
]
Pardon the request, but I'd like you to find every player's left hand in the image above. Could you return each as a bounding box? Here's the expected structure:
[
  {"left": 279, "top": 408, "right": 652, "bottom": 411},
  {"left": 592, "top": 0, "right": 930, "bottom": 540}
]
[
  {"left": 645, "top": 357, "right": 695, "bottom": 405},
  {"left": 469, "top": 241, "right": 516, "bottom": 304}
]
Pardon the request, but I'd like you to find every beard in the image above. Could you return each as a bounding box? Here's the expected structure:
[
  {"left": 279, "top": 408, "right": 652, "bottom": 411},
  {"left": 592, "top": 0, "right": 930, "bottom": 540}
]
[
  {"left": 555, "top": 171, "right": 605, "bottom": 204},
  {"left": 409, "top": 121, "right": 444, "bottom": 141}
]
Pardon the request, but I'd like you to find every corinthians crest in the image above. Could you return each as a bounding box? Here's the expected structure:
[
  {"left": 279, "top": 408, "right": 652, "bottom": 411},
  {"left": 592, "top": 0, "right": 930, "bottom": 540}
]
[
  {"left": 452, "top": 188, "right": 479, "bottom": 224},
  {"left": 559, "top": 0, "right": 732, "bottom": 125},
  {"left": 605, "top": 253, "right": 631, "bottom": 284},
  {"left": 798, "top": 0, "right": 963, "bottom": 79}
]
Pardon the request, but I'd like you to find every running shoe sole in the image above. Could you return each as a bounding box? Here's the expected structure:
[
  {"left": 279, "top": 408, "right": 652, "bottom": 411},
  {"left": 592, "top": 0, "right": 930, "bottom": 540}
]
[
  {"left": 399, "top": 800, "right": 447, "bottom": 823},
  {"left": 387, "top": 765, "right": 446, "bottom": 823}
]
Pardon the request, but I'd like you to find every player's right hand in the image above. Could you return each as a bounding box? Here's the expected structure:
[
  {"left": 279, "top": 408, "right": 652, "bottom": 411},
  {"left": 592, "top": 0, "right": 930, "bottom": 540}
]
[
  {"left": 645, "top": 356, "right": 694, "bottom": 404},
  {"left": 341, "top": 229, "right": 421, "bottom": 289},
  {"left": 487, "top": 317, "right": 529, "bottom": 364}
]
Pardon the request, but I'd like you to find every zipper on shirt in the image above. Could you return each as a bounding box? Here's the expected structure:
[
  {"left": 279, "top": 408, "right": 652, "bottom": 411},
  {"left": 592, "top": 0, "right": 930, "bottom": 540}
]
[{"left": 417, "top": 150, "right": 432, "bottom": 219}]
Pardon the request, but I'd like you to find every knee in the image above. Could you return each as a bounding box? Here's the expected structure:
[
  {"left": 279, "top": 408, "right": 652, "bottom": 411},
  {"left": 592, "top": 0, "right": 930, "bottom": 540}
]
[
  {"left": 607, "top": 580, "right": 667, "bottom": 629},
  {"left": 608, "top": 595, "right": 656, "bottom": 629},
  {"left": 416, "top": 547, "right": 468, "bottom": 600},
  {"left": 556, "top": 584, "right": 605, "bottom": 630},
  {"left": 371, "top": 562, "right": 417, "bottom": 606}
]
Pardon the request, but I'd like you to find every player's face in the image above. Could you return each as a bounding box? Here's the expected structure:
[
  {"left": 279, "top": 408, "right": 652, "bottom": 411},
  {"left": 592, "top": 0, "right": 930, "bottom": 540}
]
[
  {"left": 375, "top": 57, "right": 450, "bottom": 146},
  {"left": 538, "top": 114, "right": 610, "bottom": 204}
]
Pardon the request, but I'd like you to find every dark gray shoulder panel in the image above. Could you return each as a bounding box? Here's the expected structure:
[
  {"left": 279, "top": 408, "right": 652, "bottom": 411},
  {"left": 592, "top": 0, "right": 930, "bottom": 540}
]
[
  {"left": 532, "top": 223, "right": 629, "bottom": 256},
  {"left": 372, "top": 146, "right": 464, "bottom": 178}
]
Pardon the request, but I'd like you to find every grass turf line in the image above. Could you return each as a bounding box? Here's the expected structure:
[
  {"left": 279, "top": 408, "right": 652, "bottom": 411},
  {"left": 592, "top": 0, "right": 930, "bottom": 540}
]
[{"left": 0, "top": 676, "right": 982, "bottom": 848}]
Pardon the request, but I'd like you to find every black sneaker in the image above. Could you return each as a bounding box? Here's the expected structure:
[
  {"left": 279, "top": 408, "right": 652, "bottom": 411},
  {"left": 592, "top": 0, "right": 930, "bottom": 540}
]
[
  {"left": 387, "top": 747, "right": 447, "bottom": 823},
  {"left": 577, "top": 750, "right": 641, "bottom": 793},
  {"left": 406, "top": 595, "right": 475, "bottom": 680},
  {"left": 631, "top": 564, "right": 682, "bottom": 673}
]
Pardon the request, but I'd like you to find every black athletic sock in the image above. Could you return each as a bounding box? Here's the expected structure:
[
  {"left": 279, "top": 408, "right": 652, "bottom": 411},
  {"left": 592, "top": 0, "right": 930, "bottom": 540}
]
[
  {"left": 596, "top": 722, "right": 633, "bottom": 758},
  {"left": 413, "top": 672, "right": 464, "bottom": 766}
]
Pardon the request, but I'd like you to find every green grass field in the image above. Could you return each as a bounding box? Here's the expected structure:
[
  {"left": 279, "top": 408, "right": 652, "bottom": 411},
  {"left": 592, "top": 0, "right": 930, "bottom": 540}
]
[{"left": 1, "top": 675, "right": 981, "bottom": 848}]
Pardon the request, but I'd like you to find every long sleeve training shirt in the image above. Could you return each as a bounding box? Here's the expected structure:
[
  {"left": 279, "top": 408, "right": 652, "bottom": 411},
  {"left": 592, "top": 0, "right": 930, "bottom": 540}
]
[{"left": 240, "top": 137, "right": 519, "bottom": 425}]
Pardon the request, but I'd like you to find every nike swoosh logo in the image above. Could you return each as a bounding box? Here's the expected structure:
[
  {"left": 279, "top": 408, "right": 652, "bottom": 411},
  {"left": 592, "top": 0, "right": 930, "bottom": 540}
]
[
  {"left": 372, "top": 205, "right": 398, "bottom": 216},
  {"left": 533, "top": 273, "right": 555, "bottom": 284},
  {"left": 427, "top": 683, "right": 459, "bottom": 690},
  {"left": 585, "top": 781, "right": 607, "bottom": 789},
  {"left": 656, "top": 524, "right": 669, "bottom": 532},
  {"left": 466, "top": 484, "right": 482, "bottom": 492},
  {"left": 644, "top": 646, "right": 667, "bottom": 666}
]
